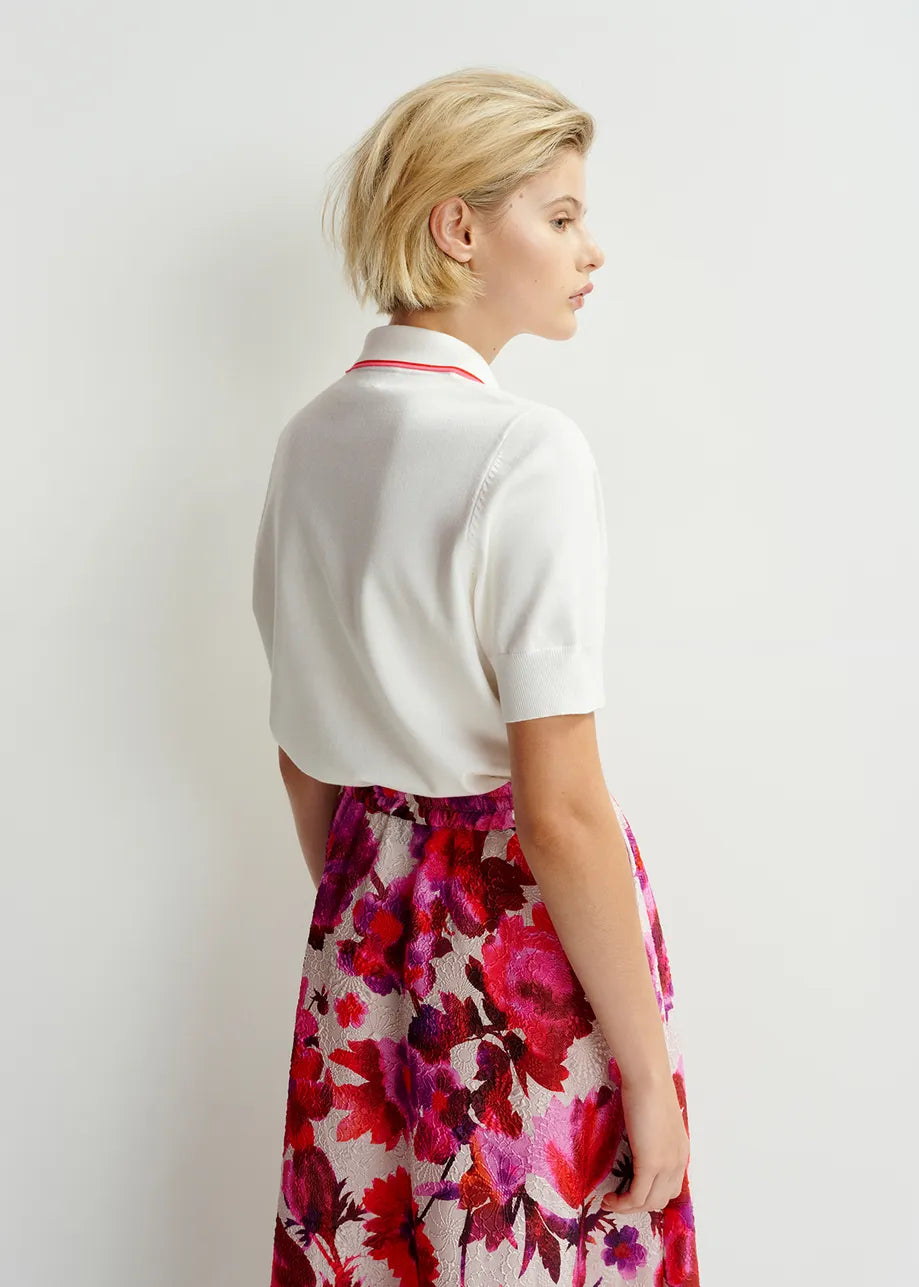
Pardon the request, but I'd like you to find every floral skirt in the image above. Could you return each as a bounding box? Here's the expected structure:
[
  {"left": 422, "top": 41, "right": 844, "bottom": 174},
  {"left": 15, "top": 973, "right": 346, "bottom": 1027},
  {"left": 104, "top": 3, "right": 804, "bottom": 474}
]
[{"left": 268, "top": 779, "right": 701, "bottom": 1287}]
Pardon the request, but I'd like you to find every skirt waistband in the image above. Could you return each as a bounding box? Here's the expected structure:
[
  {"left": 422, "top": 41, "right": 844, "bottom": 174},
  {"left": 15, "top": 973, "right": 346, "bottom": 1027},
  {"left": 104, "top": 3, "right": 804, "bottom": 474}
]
[{"left": 344, "top": 781, "right": 516, "bottom": 831}]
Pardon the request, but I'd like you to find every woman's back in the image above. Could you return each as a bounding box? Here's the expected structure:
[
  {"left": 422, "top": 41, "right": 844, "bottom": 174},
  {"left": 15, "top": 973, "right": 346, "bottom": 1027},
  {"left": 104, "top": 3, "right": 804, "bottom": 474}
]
[{"left": 252, "top": 322, "right": 607, "bottom": 797}]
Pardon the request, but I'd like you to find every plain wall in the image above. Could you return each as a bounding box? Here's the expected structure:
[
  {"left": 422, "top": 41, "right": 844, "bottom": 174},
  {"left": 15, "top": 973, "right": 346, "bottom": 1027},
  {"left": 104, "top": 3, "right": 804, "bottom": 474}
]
[{"left": 3, "top": 2, "right": 917, "bottom": 1283}]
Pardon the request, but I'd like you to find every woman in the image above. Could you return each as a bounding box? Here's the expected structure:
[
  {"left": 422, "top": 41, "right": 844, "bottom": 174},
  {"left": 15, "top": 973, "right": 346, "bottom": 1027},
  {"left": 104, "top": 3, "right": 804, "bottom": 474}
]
[{"left": 252, "top": 67, "right": 701, "bottom": 1287}]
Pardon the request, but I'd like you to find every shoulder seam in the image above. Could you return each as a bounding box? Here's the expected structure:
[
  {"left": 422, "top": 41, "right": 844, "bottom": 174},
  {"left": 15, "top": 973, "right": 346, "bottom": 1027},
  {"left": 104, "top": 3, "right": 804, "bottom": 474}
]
[
  {"left": 464, "top": 406, "right": 535, "bottom": 551},
  {"left": 463, "top": 403, "right": 576, "bottom": 552}
]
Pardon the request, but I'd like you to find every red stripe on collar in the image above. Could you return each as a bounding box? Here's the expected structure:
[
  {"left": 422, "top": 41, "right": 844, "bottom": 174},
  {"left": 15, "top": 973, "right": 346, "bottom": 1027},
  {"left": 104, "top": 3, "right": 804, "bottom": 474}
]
[{"left": 345, "top": 358, "right": 485, "bottom": 384}]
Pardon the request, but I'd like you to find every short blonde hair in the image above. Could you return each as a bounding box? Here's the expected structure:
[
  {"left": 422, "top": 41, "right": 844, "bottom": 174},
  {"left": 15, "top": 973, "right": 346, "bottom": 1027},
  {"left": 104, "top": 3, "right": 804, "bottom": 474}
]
[{"left": 321, "top": 67, "right": 595, "bottom": 316}]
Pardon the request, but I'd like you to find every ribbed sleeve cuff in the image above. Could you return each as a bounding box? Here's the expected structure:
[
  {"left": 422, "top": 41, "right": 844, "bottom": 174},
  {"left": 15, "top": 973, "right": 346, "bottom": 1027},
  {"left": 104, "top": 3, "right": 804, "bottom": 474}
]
[{"left": 492, "top": 647, "right": 606, "bottom": 723}]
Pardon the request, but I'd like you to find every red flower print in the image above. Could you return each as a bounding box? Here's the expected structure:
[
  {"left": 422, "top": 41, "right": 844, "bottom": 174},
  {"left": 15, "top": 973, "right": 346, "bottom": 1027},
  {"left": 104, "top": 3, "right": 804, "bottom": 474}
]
[
  {"left": 529, "top": 1085, "right": 626, "bottom": 1210},
  {"left": 333, "top": 992, "right": 367, "bottom": 1028},
  {"left": 329, "top": 1037, "right": 408, "bottom": 1150},
  {"left": 308, "top": 799, "right": 380, "bottom": 950},
  {"left": 504, "top": 832, "right": 535, "bottom": 881},
  {"left": 337, "top": 875, "right": 419, "bottom": 996},
  {"left": 416, "top": 824, "right": 529, "bottom": 936},
  {"left": 331, "top": 1036, "right": 470, "bottom": 1165},
  {"left": 361, "top": 1166, "right": 440, "bottom": 1286},
  {"left": 458, "top": 1127, "right": 530, "bottom": 1251},
  {"left": 479, "top": 905, "right": 595, "bottom": 1091},
  {"left": 266, "top": 786, "right": 702, "bottom": 1286}
]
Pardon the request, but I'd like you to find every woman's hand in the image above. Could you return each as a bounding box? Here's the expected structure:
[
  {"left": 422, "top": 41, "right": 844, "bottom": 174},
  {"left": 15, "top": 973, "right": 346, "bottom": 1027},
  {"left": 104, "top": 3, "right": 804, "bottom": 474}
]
[{"left": 599, "top": 1073, "right": 690, "bottom": 1215}]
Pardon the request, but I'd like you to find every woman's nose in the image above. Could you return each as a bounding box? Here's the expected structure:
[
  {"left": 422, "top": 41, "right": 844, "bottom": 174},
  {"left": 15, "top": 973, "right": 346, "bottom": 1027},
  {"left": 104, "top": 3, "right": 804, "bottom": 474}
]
[{"left": 582, "top": 229, "right": 604, "bottom": 271}]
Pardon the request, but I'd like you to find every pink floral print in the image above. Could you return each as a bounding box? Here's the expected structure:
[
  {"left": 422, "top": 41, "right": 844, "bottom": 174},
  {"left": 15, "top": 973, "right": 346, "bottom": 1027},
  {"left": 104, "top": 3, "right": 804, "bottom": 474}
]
[{"left": 268, "top": 780, "right": 700, "bottom": 1286}]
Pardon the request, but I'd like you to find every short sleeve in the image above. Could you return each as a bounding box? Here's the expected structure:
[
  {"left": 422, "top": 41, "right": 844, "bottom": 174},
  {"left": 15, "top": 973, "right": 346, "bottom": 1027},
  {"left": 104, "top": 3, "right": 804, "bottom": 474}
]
[{"left": 470, "top": 407, "right": 608, "bottom": 722}]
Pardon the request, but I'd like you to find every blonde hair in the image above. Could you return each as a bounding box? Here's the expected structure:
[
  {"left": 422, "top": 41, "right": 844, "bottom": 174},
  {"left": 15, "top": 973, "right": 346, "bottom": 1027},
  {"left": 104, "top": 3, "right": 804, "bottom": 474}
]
[{"left": 321, "top": 67, "right": 595, "bottom": 316}]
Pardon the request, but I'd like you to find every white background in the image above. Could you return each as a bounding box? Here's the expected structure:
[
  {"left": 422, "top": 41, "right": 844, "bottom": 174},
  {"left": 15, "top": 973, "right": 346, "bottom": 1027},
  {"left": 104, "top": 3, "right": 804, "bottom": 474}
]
[{"left": 3, "top": 2, "right": 917, "bottom": 1283}]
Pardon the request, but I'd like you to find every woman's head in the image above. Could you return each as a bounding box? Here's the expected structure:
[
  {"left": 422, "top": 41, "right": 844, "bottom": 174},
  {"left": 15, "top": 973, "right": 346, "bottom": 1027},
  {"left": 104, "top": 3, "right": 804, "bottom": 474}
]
[{"left": 322, "top": 68, "right": 605, "bottom": 348}]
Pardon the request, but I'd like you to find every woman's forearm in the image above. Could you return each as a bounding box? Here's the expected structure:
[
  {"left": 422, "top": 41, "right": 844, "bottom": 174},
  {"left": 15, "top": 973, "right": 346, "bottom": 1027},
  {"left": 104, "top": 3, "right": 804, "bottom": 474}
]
[
  {"left": 277, "top": 749, "right": 343, "bottom": 887},
  {"left": 517, "top": 800, "right": 673, "bottom": 1087}
]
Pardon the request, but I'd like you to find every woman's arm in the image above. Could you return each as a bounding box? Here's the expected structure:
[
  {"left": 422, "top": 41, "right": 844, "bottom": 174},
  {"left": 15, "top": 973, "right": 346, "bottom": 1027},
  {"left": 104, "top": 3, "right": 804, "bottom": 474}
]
[{"left": 277, "top": 748, "right": 343, "bottom": 888}]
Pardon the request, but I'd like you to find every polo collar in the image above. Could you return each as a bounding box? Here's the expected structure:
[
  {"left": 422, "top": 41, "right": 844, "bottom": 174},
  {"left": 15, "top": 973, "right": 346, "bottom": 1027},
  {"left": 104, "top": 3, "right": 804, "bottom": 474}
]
[{"left": 347, "top": 323, "right": 499, "bottom": 388}]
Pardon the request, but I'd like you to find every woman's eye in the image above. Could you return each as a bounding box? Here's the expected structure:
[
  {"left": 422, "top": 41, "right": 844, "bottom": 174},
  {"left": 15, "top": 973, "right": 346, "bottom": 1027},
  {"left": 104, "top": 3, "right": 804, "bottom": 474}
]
[{"left": 551, "top": 216, "right": 574, "bottom": 230}]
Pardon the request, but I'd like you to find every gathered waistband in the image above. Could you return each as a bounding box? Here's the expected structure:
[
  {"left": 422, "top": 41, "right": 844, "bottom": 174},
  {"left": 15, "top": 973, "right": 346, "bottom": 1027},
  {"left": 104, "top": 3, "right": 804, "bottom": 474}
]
[{"left": 344, "top": 781, "right": 516, "bottom": 831}]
